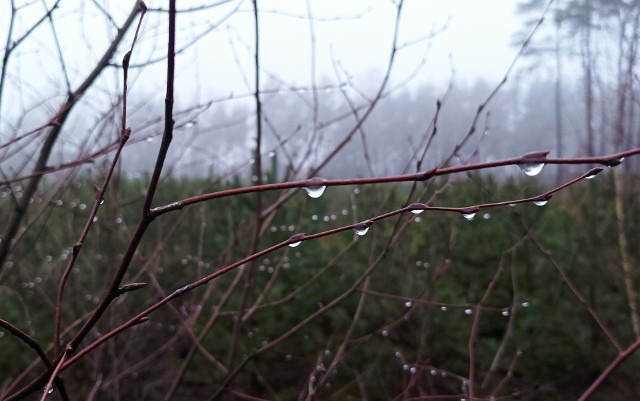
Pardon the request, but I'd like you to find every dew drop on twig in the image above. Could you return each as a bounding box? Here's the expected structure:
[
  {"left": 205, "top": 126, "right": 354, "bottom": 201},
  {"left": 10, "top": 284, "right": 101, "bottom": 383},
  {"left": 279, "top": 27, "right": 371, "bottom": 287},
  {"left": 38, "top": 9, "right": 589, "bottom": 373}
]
[
  {"left": 519, "top": 162, "right": 545, "bottom": 176},
  {"left": 303, "top": 177, "right": 327, "bottom": 199},
  {"left": 408, "top": 202, "right": 426, "bottom": 214},
  {"left": 288, "top": 233, "right": 305, "bottom": 248},
  {"left": 354, "top": 220, "right": 373, "bottom": 236},
  {"left": 462, "top": 212, "right": 476, "bottom": 221},
  {"left": 460, "top": 206, "right": 479, "bottom": 221},
  {"left": 518, "top": 151, "right": 548, "bottom": 176},
  {"left": 585, "top": 167, "right": 604, "bottom": 179}
]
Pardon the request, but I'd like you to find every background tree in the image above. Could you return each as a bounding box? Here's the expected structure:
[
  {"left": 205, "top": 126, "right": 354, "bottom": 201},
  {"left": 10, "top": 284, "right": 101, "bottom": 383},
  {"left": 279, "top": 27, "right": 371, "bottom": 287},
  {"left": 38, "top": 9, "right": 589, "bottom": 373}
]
[{"left": 2, "top": 1, "right": 640, "bottom": 400}]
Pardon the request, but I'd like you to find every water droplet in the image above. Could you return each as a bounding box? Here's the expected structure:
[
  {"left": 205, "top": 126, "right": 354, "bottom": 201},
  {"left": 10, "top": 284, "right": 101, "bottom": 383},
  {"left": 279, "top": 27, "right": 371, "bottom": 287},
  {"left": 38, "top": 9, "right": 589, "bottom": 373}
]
[
  {"left": 462, "top": 212, "right": 476, "bottom": 221},
  {"left": 519, "top": 163, "right": 545, "bottom": 176},
  {"left": 606, "top": 157, "right": 624, "bottom": 167},
  {"left": 47, "top": 387, "right": 54, "bottom": 394},
  {"left": 402, "top": 364, "right": 409, "bottom": 371},
  {"left": 440, "top": 306, "right": 448, "bottom": 312},
  {"left": 288, "top": 233, "right": 305, "bottom": 247},
  {"left": 533, "top": 198, "right": 548, "bottom": 206},
  {"left": 483, "top": 213, "right": 491, "bottom": 220},
  {"left": 381, "top": 329, "right": 389, "bottom": 337},
  {"left": 79, "top": 203, "right": 87, "bottom": 210},
  {"left": 354, "top": 220, "right": 373, "bottom": 236},
  {"left": 395, "top": 351, "right": 402, "bottom": 358},
  {"left": 430, "top": 369, "right": 437, "bottom": 376},
  {"left": 99, "top": 199, "right": 105, "bottom": 205},
  {"left": 270, "top": 226, "right": 277, "bottom": 232},
  {"left": 460, "top": 206, "right": 479, "bottom": 221},
  {"left": 146, "top": 137, "right": 154, "bottom": 142},
  {"left": 311, "top": 215, "right": 318, "bottom": 221},
  {"left": 464, "top": 308, "right": 473, "bottom": 315},
  {"left": 286, "top": 354, "right": 292, "bottom": 361},
  {"left": 416, "top": 261, "right": 423, "bottom": 267},
  {"left": 268, "top": 151, "right": 276, "bottom": 157},
  {"left": 115, "top": 217, "right": 123, "bottom": 224},
  {"left": 408, "top": 202, "right": 426, "bottom": 214},
  {"left": 185, "top": 121, "right": 196, "bottom": 128},
  {"left": 410, "top": 367, "right": 417, "bottom": 374},
  {"left": 0, "top": 331, "right": 4, "bottom": 338},
  {"left": 522, "top": 301, "right": 529, "bottom": 308},
  {"left": 404, "top": 301, "right": 413, "bottom": 308},
  {"left": 585, "top": 167, "right": 604, "bottom": 179},
  {"left": 353, "top": 187, "right": 360, "bottom": 195},
  {"left": 518, "top": 151, "right": 548, "bottom": 176},
  {"left": 501, "top": 309, "right": 510, "bottom": 317},
  {"left": 303, "top": 177, "right": 327, "bottom": 198}
]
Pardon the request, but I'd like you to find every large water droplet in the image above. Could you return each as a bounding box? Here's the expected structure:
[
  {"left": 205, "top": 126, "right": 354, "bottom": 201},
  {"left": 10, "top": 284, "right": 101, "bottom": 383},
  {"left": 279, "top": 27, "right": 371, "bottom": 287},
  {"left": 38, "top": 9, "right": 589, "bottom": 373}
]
[
  {"left": 464, "top": 308, "right": 473, "bottom": 315},
  {"left": 404, "top": 301, "right": 413, "bottom": 308},
  {"left": 303, "top": 178, "right": 327, "bottom": 199},
  {"left": 408, "top": 202, "right": 426, "bottom": 214},
  {"left": 430, "top": 369, "right": 438, "bottom": 376},
  {"left": 47, "top": 387, "right": 54, "bottom": 394},
  {"left": 381, "top": 329, "right": 389, "bottom": 337},
  {"left": 288, "top": 233, "right": 305, "bottom": 247},
  {"left": 519, "top": 163, "right": 545, "bottom": 176},
  {"left": 501, "top": 309, "right": 510, "bottom": 317},
  {"left": 440, "top": 306, "right": 448, "bottom": 312},
  {"left": 354, "top": 220, "right": 373, "bottom": 236},
  {"left": 518, "top": 151, "right": 549, "bottom": 176}
]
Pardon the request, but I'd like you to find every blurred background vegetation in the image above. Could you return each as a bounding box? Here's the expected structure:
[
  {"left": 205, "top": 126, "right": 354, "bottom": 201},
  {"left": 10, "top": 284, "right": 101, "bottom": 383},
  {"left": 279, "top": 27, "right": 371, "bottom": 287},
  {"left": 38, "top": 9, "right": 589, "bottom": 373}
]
[{"left": 2, "top": 167, "right": 639, "bottom": 400}]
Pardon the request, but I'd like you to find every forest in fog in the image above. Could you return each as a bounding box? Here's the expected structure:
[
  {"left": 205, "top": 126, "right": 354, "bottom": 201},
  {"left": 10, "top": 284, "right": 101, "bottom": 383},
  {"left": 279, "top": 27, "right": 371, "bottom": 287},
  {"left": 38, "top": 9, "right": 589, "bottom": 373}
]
[{"left": 2, "top": 1, "right": 640, "bottom": 400}]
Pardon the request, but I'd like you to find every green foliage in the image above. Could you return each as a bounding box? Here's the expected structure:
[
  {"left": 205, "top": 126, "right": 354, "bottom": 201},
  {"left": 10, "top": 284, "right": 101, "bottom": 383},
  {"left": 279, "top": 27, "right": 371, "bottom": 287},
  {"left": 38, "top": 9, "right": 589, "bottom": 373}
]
[{"left": 1, "top": 172, "right": 638, "bottom": 399}]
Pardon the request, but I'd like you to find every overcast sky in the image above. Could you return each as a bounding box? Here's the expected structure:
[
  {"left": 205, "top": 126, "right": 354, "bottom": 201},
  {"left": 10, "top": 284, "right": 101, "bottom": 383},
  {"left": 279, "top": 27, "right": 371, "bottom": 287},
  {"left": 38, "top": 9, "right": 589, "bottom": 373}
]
[{"left": 0, "top": 0, "right": 534, "bottom": 109}]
